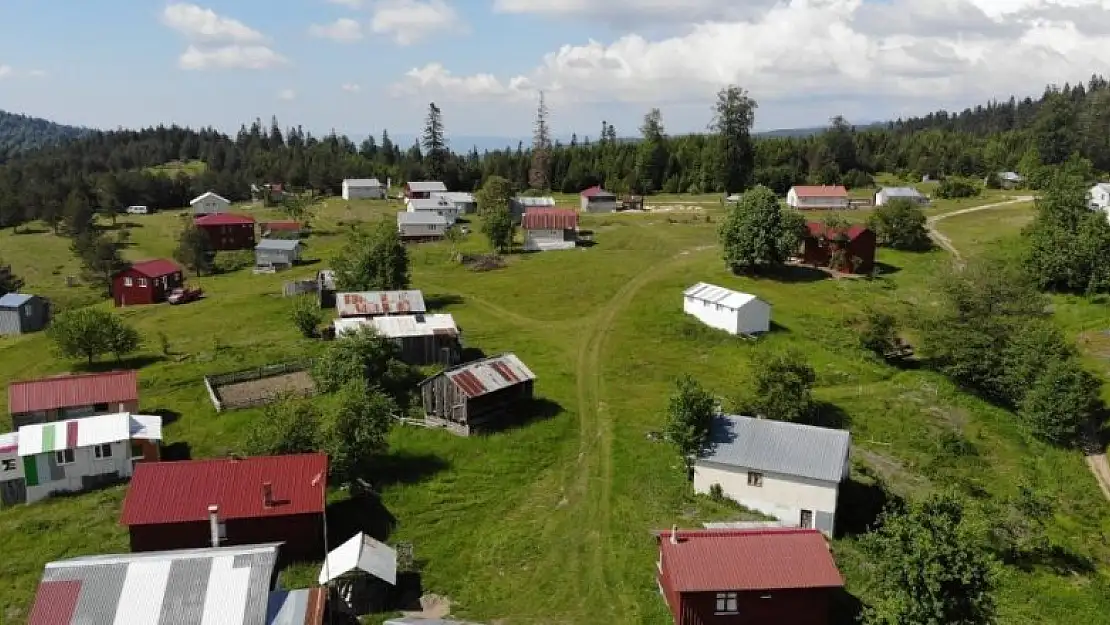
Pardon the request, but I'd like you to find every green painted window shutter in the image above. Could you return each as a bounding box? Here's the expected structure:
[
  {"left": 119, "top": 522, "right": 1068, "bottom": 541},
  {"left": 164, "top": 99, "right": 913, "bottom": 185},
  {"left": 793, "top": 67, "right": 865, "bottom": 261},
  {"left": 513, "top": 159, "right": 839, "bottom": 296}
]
[{"left": 23, "top": 456, "right": 38, "bottom": 487}]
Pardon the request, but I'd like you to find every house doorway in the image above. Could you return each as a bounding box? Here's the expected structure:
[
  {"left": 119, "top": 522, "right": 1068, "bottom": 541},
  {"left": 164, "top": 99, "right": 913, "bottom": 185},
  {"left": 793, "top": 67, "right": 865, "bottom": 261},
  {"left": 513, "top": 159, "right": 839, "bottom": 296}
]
[{"left": 800, "top": 509, "right": 813, "bottom": 529}]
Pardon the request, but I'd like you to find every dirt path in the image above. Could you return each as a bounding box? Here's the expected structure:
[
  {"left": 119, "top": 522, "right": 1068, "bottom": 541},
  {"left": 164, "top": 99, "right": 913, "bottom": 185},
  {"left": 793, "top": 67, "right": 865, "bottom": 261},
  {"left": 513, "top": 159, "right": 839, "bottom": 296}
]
[{"left": 929, "top": 196, "right": 1110, "bottom": 502}]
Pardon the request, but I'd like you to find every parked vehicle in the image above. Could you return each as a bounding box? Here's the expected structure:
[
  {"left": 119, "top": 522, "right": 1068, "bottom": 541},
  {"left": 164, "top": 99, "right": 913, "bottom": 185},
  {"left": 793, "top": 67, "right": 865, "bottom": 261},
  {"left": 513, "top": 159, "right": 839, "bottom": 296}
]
[{"left": 167, "top": 287, "right": 203, "bottom": 305}]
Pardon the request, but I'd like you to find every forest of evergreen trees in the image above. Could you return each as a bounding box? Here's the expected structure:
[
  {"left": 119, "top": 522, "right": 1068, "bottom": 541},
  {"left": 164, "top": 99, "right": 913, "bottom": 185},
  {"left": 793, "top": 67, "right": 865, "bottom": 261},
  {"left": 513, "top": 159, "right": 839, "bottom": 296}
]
[
  {"left": 0, "top": 110, "right": 87, "bottom": 160},
  {"left": 2, "top": 75, "right": 1110, "bottom": 230}
]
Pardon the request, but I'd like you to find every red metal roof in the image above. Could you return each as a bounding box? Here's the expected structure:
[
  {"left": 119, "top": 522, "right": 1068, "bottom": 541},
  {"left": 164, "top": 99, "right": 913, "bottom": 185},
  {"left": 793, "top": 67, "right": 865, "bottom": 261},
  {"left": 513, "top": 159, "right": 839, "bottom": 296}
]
[
  {"left": 805, "top": 222, "right": 871, "bottom": 240},
  {"left": 28, "top": 580, "right": 81, "bottom": 625},
  {"left": 580, "top": 185, "right": 614, "bottom": 198},
  {"left": 120, "top": 453, "right": 328, "bottom": 526},
  {"left": 195, "top": 213, "right": 257, "bottom": 226},
  {"left": 128, "top": 259, "right": 183, "bottom": 278},
  {"left": 792, "top": 185, "right": 848, "bottom": 198},
  {"left": 657, "top": 528, "right": 844, "bottom": 592},
  {"left": 521, "top": 208, "right": 579, "bottom": 230},
  {"left": 263, "top": 221, "right": 301, "bottom": 230},
  {"left": 8, "top": 370, "right": 139, "bottom": 414}
]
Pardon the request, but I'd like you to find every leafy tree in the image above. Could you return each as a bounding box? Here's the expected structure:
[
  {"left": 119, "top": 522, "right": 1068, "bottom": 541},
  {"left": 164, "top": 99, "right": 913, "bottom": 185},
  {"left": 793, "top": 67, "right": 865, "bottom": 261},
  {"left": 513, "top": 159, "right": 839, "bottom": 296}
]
[
  {"left": 1023, "top": 173, "right": 1110, "bottom": 293},
  {"left": 48, "top": 308, "right": 138, "bottom": 364},
  {"left": 841, "top": 168, "right": 873, "bottom": 189},
  {"left": 719, "top": 185, "right": 789, "bottom": 273},
  {"left": 0, "top": 258, "right": 24, "bottom": 296},
  {"left": 244, "top": 395, "right": 323, "bottom": 456},
  {"left": 311, "top": 325, "right": 416, "bottom": 406},
  {"left": 865, "top": 493, "right": 998, "bottom": 625},
  {"left": 290, "top": 295, "right": 322, "bottom": 338},
  {"left": 868, "top": 198, "right": 931, "bottom": 251},
  {"left": 331, "top": 221, "right": 411, "bottom": 292},
  {"left": 1019, "top": 358, "right": 1103, "bottom": 446},
  {"left": 999, "top": 319, "right": 1074, "bottom": 405},
  {"left": 325, "top": 380, "right": 397, "bottom": 485},
  {"left": 858, "top": 309, "right": 901, "bottom": 357},
  {"left": 482, "top": 205, "right": 514, "bottom": 254},
  {"left": 711, "top": 85, "right": 757, "bottom": 193},
  {"left": 777, "top": 209, "right": 808, "bottom": 258},
  {"left": 664, "top": 375, "right": 717, "bottom": 463},
  {"left": 70, "top": 231, "right": 127, "bottom": 296},
  {"left": 935, "top": 177, "right": 980, "bottom": 199},
  {"left": 422, "top": 102, "right": 447, "bottom": 181},
  {"left": 749, "top": 348, "right": 816, "bottom": 423},
  {"left": 173, "top": 223, "right": 214, "bottom": 276},
  {"left": 475, "top": 175, "right": 513, "bottom": 217},
  {"left": 528, "top": 91, "right": 551, "bottom": 190},
  {"left": 63, "top": 188, "right": 95, "bottom": 236}
]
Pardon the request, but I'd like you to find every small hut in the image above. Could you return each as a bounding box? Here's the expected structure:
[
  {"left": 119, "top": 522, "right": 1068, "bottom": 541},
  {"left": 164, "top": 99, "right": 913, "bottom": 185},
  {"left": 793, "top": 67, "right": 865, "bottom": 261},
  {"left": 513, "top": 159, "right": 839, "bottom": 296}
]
[
  {"left": 419, "top": 353, "right": 535, "bottom": 435},
  {"left": 319, "top": 532, "right": 398, "bottom": 616}
]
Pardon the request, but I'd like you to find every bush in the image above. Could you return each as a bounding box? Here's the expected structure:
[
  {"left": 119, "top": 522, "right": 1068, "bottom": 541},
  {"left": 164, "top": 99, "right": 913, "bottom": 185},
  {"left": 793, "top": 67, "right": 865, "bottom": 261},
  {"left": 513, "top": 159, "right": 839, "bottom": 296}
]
[
  {"left": 48, "top": 308, "right": 141, "bottom": 364},
  {"left": 858, "top": 309, "right": 900, "bottom": 357},
  {"left": 868, "top": 198, "right": 931, "bottom": 251},
  {"left": 213, "top": 249, "right": 254, "bottom": 273},
  {"left": 935, "top": 177, "right": 981, "bottom": 199},
  {"left": 290, "top": 295, "right": 323, "bottom": 338},
  {"left": 749, "top": 348, "right": 816, "bottom": 423},
  {"left": 841, "top": 169, "right": 874, "bottom": 189}
]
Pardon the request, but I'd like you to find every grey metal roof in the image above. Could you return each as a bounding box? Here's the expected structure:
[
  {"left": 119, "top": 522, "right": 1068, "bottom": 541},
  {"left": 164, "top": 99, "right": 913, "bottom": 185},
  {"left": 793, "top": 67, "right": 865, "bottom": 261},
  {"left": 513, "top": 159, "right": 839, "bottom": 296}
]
[
  {"left": 256, "top": 238, "right": 303, "bottom": 251},
  {"left": 879, "top": 186, "right": 923, "bottom": 197},
  {"left": 698, "top": 414, "right": 850, "bottom": 482},
  {"left": 408, "top": 197, "right": 455, "bottom": 211},
  {"left": 683, "top": 282, "right": 761, "bottom": 310},
  {"left": 999, "top": 171, "right": 1023, "bottom": 181},
  {"left": 398, "top": 211, "right": 449, "bottom": 226},
  {"left": 266, "top": 588, "right": 323, "bottom": 625},
  {"left": 0, "top": 293, "right": 34, "bottom": 308},
  {"left": 407, "top": 181, "right": 448, "bottom": 192},
  {"left": 512, "top": 196, "right": 556, "bottom": 207},
  {"left": 433, "top": 191, "right": 476, "bottom": 203},
  {"left": 344, "top": 178, "right": 382, "bottom": 187},
  {"left": 35, "top": 543, "right": 283, "bottom": 625}
]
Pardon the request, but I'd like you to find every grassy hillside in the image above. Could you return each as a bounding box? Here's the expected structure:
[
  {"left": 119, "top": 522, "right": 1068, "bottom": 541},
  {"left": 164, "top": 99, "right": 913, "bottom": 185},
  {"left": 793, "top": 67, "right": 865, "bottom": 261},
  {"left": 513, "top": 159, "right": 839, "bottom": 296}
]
[
  {"left": 0, "top": 110, "right": 87, "bottom": 159},
  {"left": 0, "top": 191, "right": 1107, "bottom": 624}
]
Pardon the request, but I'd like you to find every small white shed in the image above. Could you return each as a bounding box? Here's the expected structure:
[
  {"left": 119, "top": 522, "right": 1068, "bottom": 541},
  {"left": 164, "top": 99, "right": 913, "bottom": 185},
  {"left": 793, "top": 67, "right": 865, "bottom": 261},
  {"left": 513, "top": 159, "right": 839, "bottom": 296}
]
[
  {"left": 682, "top": 282, "right": 770, "bottom": 335},
  {"left": 342, "top": 178, "right": 386, "bottom": 200},
  {"left": 189, "top": 191, "right": 230, "bottom": 215}
]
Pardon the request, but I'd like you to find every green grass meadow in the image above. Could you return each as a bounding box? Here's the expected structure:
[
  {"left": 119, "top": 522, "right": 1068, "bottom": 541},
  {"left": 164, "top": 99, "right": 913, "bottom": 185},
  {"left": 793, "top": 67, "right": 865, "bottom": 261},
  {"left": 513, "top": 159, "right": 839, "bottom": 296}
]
[{"left": 0, "top": 190, "right": 1108, "bottom": 624}]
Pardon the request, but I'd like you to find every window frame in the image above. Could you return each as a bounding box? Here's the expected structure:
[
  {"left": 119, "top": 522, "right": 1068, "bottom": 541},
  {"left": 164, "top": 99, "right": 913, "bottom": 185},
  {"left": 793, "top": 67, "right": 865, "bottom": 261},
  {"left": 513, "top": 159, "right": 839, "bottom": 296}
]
[
  {"left": 136, "top": 278, "right": 148, "bottom": 288},
  {"left": 55, "top": 449, "right": 75, "bottom": 465},
  {"left": 94, "top": 443, "right": 113, "bottom": 459},
  {"left": 715, "top": 591, "right": 739, "bottom": 615},
  {"left": 747, "top": 471, "right": 764, "bottom": 487},
  {"left": 123, "top": 277, "right": 133, "bottom": 287}
]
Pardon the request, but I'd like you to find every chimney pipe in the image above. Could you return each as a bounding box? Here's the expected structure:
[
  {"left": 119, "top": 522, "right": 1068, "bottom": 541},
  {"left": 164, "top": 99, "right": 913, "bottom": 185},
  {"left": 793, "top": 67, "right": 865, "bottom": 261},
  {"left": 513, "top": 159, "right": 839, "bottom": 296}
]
[
  {"left": 208, "top": 505, "right": 220, "bottom": 547},
  {"left": 262, "top": 482, "right": 274, "bottom": 508},
  {"left": 670, "top": 524, "right": 679, "bottom": 545}
]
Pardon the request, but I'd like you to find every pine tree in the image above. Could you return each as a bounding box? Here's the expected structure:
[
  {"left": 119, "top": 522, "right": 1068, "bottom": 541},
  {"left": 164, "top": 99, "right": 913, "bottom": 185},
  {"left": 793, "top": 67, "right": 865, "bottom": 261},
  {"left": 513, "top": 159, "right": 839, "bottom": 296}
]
[
  {"left": 529, "top": 91, "right": 551, "bottom": 190},
  {"left": 636, "top": 108, "right": 668, "bottom": 193},
  {"left": 711, "top": 85, "right": 758, "bottom": 193},
  {"left": 422, "top": 102, "right": 447, "bottom": 180}
]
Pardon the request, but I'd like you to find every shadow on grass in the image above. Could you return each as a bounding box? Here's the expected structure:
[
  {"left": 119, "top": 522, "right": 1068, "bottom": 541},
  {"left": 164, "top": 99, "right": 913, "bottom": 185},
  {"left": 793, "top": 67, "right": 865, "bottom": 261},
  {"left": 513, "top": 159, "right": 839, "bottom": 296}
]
[
  {"left": 295, "top": 258, "right": 322, "bottom": 267},
  {"left": 13, "top": 226, "right": 51, "bottom": 235},
  {"left": 327, "top": 493, "right": 397, "bottom": 544},
  {"left": 1009, "top": 544, "right": 1097, "bottom": 576},
  {"left": 768, "top": 320, "right": 790, "bottom": 334},
  {"left": 160, "top": 441, "right": 192, "bottom": 461},
  {"left": 425, "top": 293, "right": 464, "bottom": 310},
  {"left": 460, "top": 346, "right": 487, "bottom": 362},
  {"left": 743, "top": 264, "right": 830, "bottom": 283},
  {"left": 835, "top": 471, "right": 899, "bottom": 538},
  {"left": 873, "top": 261, "right": 902, "bottom": 275},
  {"left": 498, "top": 396, "right": 564, "bottom": 433},
  {"left": 831, "top": 588, "right": 866, "bottom": 625},
  {"left": 366, "top": 452, "right": 451, "bottom": 490},
  {"left": 808, "top": 400, "right": 849, "bottom": 429},
  {"left": 150, "top": 408, "right": 182, "bottom": 426},
  {"left": 80, "top": 354, "right": 166, "bottom": 372},
  {"left": 576, "top": 239, "right": 598, "bottom": 248},
  {"left": 102, "top": 221, "right": 144, "bottom": 231}
]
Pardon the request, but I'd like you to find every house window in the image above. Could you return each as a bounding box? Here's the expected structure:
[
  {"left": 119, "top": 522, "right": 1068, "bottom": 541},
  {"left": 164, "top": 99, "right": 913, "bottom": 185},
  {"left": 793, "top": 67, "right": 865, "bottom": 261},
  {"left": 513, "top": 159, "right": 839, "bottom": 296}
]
[
  {"left": 1, "top": 459, "right": 15, "bottom": 472},
  {"left": 800, "top": 509, "right": 814, "bottom": 529},
  {"left": 131, "top": 442, "right": 143, "bottom": 459},
  {"left": 93, "top": 403, "right": 109, "bottom": 412},
  {"left": 55, "top": 449, "right": 75, "bottom": 465},
  {"left": 94, "top": 444, "right": 113, "bottom": 459},
  {"left": 747, "top": 471, "right": 763, "bottom": 487},
  {"left": 428, "top": 224, "right": 436, "bottom": 230},
  {"left": 715, "top": 592, "right": 738, "bottom": 614},
  {"left": 137, "top": 278, "right": 147, "bottom": 287},
  {"left": 123, "top": 277, "right": 133, "bottom": 287},
  {"left": 23, "top": 305, "right": 32, "bottom": 318}
]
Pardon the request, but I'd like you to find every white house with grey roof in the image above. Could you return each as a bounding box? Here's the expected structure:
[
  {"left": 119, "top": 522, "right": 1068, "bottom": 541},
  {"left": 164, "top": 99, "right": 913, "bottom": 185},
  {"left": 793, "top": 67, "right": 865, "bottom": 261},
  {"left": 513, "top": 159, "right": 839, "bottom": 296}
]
[
  {"left": 397, "top": 211, "right": 449, "bottom": 240},
  {"left": 255, "top": 238, "right": 303, "bottom": 270},
  {"left": 433, "top": 191, "right": 478, "bottom": 214},
  {"left": 407, "top": 196, "right": 460, "bottom": 223},
  {"left": 342, "top": 178, "right": 386, "bottom": 200},
  {"left": 874, "top": 186, "right": 928, "bottom": 206},
  {"left": 1088, "top": 183, "right": 1110, "bottom": 220},
  {"left": 682, "top": 282, "right": 771, "bottom": 335},
  {"left": 693, "top": 414, "right": 851, "bottom": 537}
]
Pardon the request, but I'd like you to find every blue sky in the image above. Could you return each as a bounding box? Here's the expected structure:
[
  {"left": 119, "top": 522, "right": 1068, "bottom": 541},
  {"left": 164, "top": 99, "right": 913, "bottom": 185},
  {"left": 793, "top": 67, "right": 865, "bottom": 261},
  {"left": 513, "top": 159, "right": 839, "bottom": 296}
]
[{"left": 1, "top": 0, "right": 1108, "bottom": 144}]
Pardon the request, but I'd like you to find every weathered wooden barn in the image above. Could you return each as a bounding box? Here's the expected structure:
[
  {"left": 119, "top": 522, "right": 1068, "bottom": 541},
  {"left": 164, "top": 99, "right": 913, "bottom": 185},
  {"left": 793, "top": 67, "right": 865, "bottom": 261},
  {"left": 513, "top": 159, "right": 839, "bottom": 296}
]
[
  {"left": 419, "top": 353, "right": 535, "bottom": 436},
  {"left": 335, "top": 314, "right": 460, "bottom": 366},
  {"left": 509, "top": 196, "right": 556, "bottom": 222},
  {"left": 194, "top": 213, "right": 257, "bottom": 251},
  {"left": 112, "top": 259, "right": 185, "bottom": 306},
  {"left": 802, "top": 223, "right": 876, "bottom": 274},
  {"left": 0, "top": 293, "right": 49, "bottom": 336}
]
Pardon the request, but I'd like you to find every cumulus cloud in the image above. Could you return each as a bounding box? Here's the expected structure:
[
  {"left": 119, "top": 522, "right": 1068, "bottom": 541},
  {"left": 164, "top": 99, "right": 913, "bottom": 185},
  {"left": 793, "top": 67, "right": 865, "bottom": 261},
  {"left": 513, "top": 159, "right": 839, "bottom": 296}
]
[
  {"left": 341, "top": 83, "right": 362, "bottom": 92},
  {"left": 279, "top": 88, "right": 297, "bottom": 100},
  {"left": 179, "top": 45, "right": 287, "bottom": 70},
  {"left": 162, "top": 3, "right": 265, "bottom": 43},
  {"left": 371, "top": 0, "right": 461, "bottom": 45},
  {"left": 393, "top": 0, "right": 1110, "bottom": 112},
  {"left": 0, "top": 65, "right": 12, "bottom": 79},
  {"left": 328, "top": 0, "right": 364, "bottom": 7},
  {"left": 492, "top": 0, "right": 768, "bottom": 24},
  {"left": 309, "top": 18, "right": 364, "bottom": 42}
]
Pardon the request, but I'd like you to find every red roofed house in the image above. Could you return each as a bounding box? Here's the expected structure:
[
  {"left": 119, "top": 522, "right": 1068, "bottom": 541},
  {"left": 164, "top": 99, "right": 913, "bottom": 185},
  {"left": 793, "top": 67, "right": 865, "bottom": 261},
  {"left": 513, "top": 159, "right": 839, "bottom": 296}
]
[
  {"left": 194, "top": 213, "right": 257, "bottom": 251},
  {"left": 419, "top": 353, "right": 536, "bottom": 436},
  {"left": 786, "top": 186, "right": 849, "bottom": 210},
  {"left": 802, "top": 223, "right": 877, "bottom": 274},
  {"left": 261, "top": 220, "right": 304, "bottom": 238},
  {"left": 655, "top": 528, "right": 844, "bottom": 625},
  {"left": 111, "top": 259, "right": 185, "bottom": 307},
  {"left": 8, "top": 370, "right": 139, "bottom": 429},
  {"left": 522, "top": 208, "right": 579, "bottom": 252},
  {"left": 580, "top": 185, "right": 617, "bottom": 213},
  {"left": 120, "top": 453, "right": 328, "bottom": 561}
]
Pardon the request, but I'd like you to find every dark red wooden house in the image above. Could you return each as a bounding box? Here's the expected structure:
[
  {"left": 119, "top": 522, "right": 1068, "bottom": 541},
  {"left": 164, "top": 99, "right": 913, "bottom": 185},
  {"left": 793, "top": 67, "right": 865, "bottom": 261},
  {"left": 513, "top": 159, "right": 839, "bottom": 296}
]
[
  {"left": 802, "top": 223, "right": 876, "bottom": 274},
  {"left": 119, "top": 453, "right": 328, "bottom": 561},
  {"left": 194, "top": 213, "right": 257, "bottom": 251},
  {"left": 655, "top": 527, "right": 844, "bottom": 625},
  {"left": 111, "top": 260, "right": 184, "bottom": 307}
]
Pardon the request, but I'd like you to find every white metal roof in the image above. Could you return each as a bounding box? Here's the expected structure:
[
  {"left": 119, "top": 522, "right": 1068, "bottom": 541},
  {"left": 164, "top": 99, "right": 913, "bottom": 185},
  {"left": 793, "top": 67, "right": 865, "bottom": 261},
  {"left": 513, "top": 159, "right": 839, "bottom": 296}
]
[
  {"left": 512, "top": 196, "right": 556, "bottom": 207},
  {"left": 879, "top": 186, "right": 923, "bottom": 197},
  {"left": 343, "top": 178, "right": 382, "bottom": 187},
  {"left": 333, "top": 314, "right": 458, "bottom": 339},
  {"left": 397, "top": 211, "right": 449, "bottom": 226},
  {"left": 407, "top": 197, "right": 455, "bottom": 211},
  {"left": 682, "top": 282, "right": 762, "bottom": 310},
  {"left": 407, "top": 181, "right": 448, "bottom": 192},
  {"left": 433, "top": 191, "right": 475, "bottom": 203},
  {"left": 318, "top": 532, "right": 397, "bottom": 585},
  {"left": 16, "top": 412, "right": 163, "bottom": 456},
  {"left": 0, "top": 431, "right": 17, "bottom": 453},
  {"left": 699, "top": 414, "right": 851, "bottom": 482},
  {"left": 189, "top": 191, "right": 230, "bottom": 205}
]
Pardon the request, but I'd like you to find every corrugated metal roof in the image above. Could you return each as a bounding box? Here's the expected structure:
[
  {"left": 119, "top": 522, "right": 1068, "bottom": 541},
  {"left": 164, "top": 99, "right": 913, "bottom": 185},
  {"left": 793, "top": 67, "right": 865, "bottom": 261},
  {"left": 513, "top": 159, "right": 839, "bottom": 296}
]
[
  {"left": 521, "top": 209, "right": 579, "bottom": 230},
  {"left": 190, "top": 191, "right": 230, "bottom": 205},
  {"left": 433, "top": 192, "right": 475, "bottom": 203},
  {"left": 318, "top": 532, "right": 397, "bottom": 585},
  {"left": 335, "top": 314, "right": 458, "bottom": 339},
  {"left": 344, "top": 178, "right": 382, "bottom": 187},
  {"left": 512, "top": 196, "right": 556, "bottom": 207},
  {"left": 131, "top": 414, "right": 163, "bottom": 442},
  {"left": 32, "top": 543, "right": 284, "bottom": 625},
  {"left": 266, "top": 588, "right": 325, "bottom": 625},
  {"left": 397, "top": 211, "right": 449, "bottom": 226},
  {"left": 195, "top": 213, "right": 256, "bottom": 226},
  {"left": 698, "top": 414, "right": 850, "bottom": 482},
  {"left": 337, "top": 290, "right": 427, "bottom": 317},
  {"left": 580, "top": 185, "right": 615, "bottom": 198},
  {"left": 0, "top": 293, "right": 34, "bottom": 308},
  {"left": 878, "top": 186, "right": 923, "bottom": 198},
  {"left": 656, "top": 528, "right": 843, "bottom": 592},
  {"left": 128, "top": 259, "right": 183, "bottom": 278},
  {"left": 8, "top": 370, "right": 139, "bottom": 414},
  {"left": 791, "top": 185, "right": 848, "bottom": 198},
  {"left": 407, "top": 197, "right": 455, "bottom": 211},
  {"left": 15, "top": 412, "right": 162, "bottom": 455},
  {"left": 256, "top": 239, "right": 302, "bottom": 251},
  {"left": 805, "top": 222, "right": 871, "bottom": 241},
  {"left": 120, "top": 453, "right": 328, "bottom": 526},
  {"left": 406, "top": 181, "right": 448, "bottom": 192},
  {"left": 262, "top": 221, "right": 301, "bottom": 231},
  {"left": 682, "top": 282, "right": 761, "bottom": 310},
  {"left": 0, "top": 431, "right": 17, "bottom": 454},
  {"left": 432, "top": 353, "right": 535, "bottom": 399}
]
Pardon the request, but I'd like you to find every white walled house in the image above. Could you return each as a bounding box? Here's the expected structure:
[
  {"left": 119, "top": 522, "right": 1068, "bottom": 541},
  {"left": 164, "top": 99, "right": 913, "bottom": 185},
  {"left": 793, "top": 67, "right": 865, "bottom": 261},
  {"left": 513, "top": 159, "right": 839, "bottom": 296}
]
[
  {"left": 343, "top": 178, "right": 386, "bottom": 200},
  {"left": 397, "top": 211, "right": 449, "bottom": 241},
  {"left": 407, "top": 196, "right": 460, "bottom": 222},
  {"left": 693, "top": 414, "right": 851, "bottom": 537},
  {"left": 874, "top": 186, "right": 928, "bottom": 206},
  {"left": 1088, "top": 183, "right": 1110, "bottom": 219},
  {"left": 786, "top": 185, "right": 849, "bottom": 210},
  {"left": 0, "top": 412, "right": 162, "bottom": 505},
  {"left": 682, "top": 282, "right": 771, "bottom": 335},
  {"left": 189, "top": 191, "right": 230, "bottom": 215},
  {"left": 432, "top": 191, "right": 477, "bottom": 214}
]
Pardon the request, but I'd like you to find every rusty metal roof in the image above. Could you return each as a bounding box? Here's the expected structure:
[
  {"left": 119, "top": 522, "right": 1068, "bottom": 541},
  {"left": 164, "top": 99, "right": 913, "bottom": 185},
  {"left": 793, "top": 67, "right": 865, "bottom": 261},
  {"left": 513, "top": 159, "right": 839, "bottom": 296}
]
[
  {"left": 335, "top": 314, "right": 458, "bottom": 339},
  {"left": 433, "top": 353, "right": 535, "bottom": 399},
  {"left": 791, "top": 185, "right": 848, "bottom": 198},
  {"left": 521, "top": 209, "right": 578, "bottom": 231},
  {"left": 8, "top": 370, "right": 139, "bottom": 414},
  {"left": 336, "top": 290, "right": 427, "bottom": 317}
]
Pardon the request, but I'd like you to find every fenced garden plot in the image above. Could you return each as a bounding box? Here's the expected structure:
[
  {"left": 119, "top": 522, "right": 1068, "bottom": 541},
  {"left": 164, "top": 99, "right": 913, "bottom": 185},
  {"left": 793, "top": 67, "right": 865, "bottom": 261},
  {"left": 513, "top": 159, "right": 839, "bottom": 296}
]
[{"left": 204, "top": 360, "right": 316, "bottom": 411}]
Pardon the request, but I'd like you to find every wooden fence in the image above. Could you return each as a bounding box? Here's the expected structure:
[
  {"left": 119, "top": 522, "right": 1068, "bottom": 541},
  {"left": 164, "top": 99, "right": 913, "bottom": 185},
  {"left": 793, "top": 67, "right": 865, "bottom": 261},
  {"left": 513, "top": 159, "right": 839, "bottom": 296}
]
[{"left": 204, "top": 360, "right": 315, "bottom": 412}]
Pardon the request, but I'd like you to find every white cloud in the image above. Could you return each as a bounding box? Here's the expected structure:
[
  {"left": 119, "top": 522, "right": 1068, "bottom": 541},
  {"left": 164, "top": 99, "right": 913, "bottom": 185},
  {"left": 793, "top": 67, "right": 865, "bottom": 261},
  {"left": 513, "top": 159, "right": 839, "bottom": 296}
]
[
  {"left": 0, "top": 65, "right": 11, "bottom": 79},
  {"left": 309, "top": 18, "right": 364, "bottom": 42},
  {"left": 328, "top": 0, "right": 365, "bottom": 7},
  {"left": 370, "top": 0, "right": 460, "bottom": 45},
  {"left": 179, "top": 45, "right": 287, "bottom": 70},
  {"left": 492, "top": 0, "right": 765, "bottom": 24},
  {"left": 341, "top": 83, "right": 362, "bottom": 92},
  {"left": 279, "top": 88, "right": 297, "bottom": 100},
  {"left": 162, "top": 3, "right": 265, "bottom": 43},
  {"left": 27, "top": 69, "right": 47, "bottom": 78},
  {"left": 393, "top": 0, "right": 1110, "bottom": 114}
]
